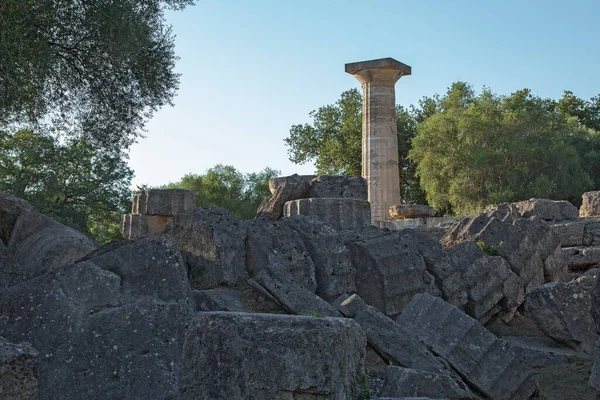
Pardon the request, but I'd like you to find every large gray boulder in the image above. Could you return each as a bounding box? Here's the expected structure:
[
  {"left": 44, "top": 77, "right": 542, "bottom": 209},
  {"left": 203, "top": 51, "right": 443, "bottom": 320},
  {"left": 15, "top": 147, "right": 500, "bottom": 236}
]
[
  {"left": 257, "top": 175, "right": 311, "bottom": 220},
  {"left": 6, "top": 209, "right": 97, "bottom": 284},
  {"left": 446, "top": 241, "right": 524, "bottom": 323},
  {"left": 0, "top": 192, "right": 35, "bottom": 245},
  {"left": 131, "top": 188, "right": 196, "bottom": 215},
  {"left": 280, "top": 216, "right": 356, "bottom": 301},
  {"left": 0, "top": 237, "right": 194, "bottom": 400},
  {"left": 345, "top": 230, "right": 439, "bottom": 316},
  {"left": 378, "top": 366, "right": 472, "bottom": 399},
  {"left": 397, "top": 293, "right": 536, "bottom": 400},
  {"left": 245, "top": 219, "right": 317, "bottom": 292},
  {"left": 284, "top": 197, "right": 372, "bottom": 230},
  {"left": 170, "top": 207, "right": 248, "bottom": 289},
  {"left": 0, "top": 338, "right": 38, "bottom": 400},
  {"left": 590, "top": 270, "right": 600, "bottom": 389},
  {"left": 307, "top": 175, "right": 368, "bottom": 199},
  {"left": 486, "top": 198, "right": 578, "bottom": 221},
  {"left": 549, "top": 220, "right": 586, "bottom": 247},
  {"left": 562, "top": 246, "right": 600, "bottom": 270},
  {"left": 180, "top": 312, "right": 367, "bottom": 399},
  {"left": 526, "top": 277, "right": 596, "bottom": 354},
  {"left": 333, "top": 294, "right": 470, "bottom": 393}
]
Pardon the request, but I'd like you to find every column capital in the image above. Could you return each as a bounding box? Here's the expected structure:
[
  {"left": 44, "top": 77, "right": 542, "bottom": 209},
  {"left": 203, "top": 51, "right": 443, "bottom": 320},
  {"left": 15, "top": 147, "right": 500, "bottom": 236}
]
[{"left": 345, "top": 57, "right": 411, "bottom": 85}]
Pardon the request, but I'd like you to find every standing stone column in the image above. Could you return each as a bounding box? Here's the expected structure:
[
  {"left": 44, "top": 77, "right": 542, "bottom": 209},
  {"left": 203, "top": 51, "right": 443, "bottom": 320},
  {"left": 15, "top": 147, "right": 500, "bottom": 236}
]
[{"left": 345, "top": 58, "right": 411, "bottom": 225}]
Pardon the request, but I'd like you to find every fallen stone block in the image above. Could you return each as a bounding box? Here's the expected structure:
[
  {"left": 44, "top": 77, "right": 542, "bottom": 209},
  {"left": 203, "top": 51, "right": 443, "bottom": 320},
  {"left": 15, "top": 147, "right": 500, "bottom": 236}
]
[
  {"left": 333, "top": 294, "right": 468, "bottom": 389},
  {"left": 254, "top": 269, "right": 341, "bottom": 317},
  {"left": 581, "top": 191, "right": 600, "bottom": 218},
  {"left": 486, "top": 198, "right": 578, "bottom": 221},
  {"left": 562, "top": 246, "right": 600, "bottom": 270},
  {"left": 284, "top": 197, "right": 371, "bottom": 230},
  {"left": 120, "top": 213, "right": 172, "bottom": 240},
  {"left": 192, "top": 287, "right": 245, "bottom": 312},
  {"left": 583, "top": 221, "right": 600, "bottom": 246},
  {"left": 0, "top": 338, "right": 38, "bottom": 400},
  {"left": 180, "top": 312, "right": 366, "bottom": 399},
  {"left": 7, "top": 209, "right": 97, "bottom": 283},
  {"left": 257, "top": 175, "right": 311, "bottom": 220},
  {"left": 526, "top": 277, "right": 596, "bottom": 354},
  {"left": 170, "top": 207, "right": 248, "bottom": 289},
  {"left": 379, "top": 366, "right": 472, "bottom": 399},
  {"left": 549, "top": 220, "right": 585, "bottom": 247},
  {"left": 389, "top": 204, "right": 434, "bottom": 219},
  {"left": 131, "top": 189, "right": 196, "bottom": 215},
  {"left": 503, "top": 336, "right": 576, "bottom": 368},
  {"left": 345, "top": 230, "right": 439, "bottom": 316},
  {"left": 268, "top": 174, "right": 315, "bottom": 194},
  {"left": 280, "top": 216, "right": 356, "bottom": 301},
  {"left": 307, "top": 175, "right": 368, "bottom": 199},
  {"left": 397, "top": 293, "right": 536, "bottom": 400},
  {"left": 245, "top": 219, "right": 317, "bottom": 292}
]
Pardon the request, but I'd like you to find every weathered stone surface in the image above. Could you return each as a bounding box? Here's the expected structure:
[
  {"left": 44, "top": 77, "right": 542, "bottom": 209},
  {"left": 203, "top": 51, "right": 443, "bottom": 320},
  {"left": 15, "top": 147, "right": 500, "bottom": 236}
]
[
  {"left": 131, "top": 189, "right": 196, "bottom": 215},
  {"left": 486, "top": 198, "right": 578, "bottom": 221},
  {"left": 192, "top": 287, "right": 245, "bottom": 312},
  {"left": 0, "top": 338, "right": 38, "bottom": 400},
  {"left": 284, "top": 197, "right": 371, "bottom": 231},
  {"left": 397, "top": 293, "right": 536, "bottom": 400},
  {"left": 563, "top": 246, "right": 600, "bottom": 270},
  {"left": 0, "top": 237, "right": 194, "bottom": 400},
  {"left": 245, "top": 219, "right": 317, "bottom": 292},
  {"left": 120, "top": 213, "right": 172, "bottom": 240},
  {"left": 280, "top": 216, "right": 356, "bottom": 301},
  {"left": 253, "top": 269, "right": 341, "bottom": 317},
  {"left": 446, "top": 241, "right": 524, "bottom": 323},
  {"left": 7, "top": 209, "right": 97, "bottom": 283},
  {"left": 581, "top": 191, "right": 600, "bottom": 218},
  {"left": 346, "top": 230, "right": 439, "bottom": 316},
  {"left": 526, "top": 277, "right": 596, "bottom": 354},
  {"left": 503, "top": 336, "right": 574, "bottom": 368},
  {"left": 397, "top": 230, "right": 466, "bottom": 309},
  {"left": 257, "top": 176, "right": 311, "bottom": 220},
  {"left": 379, "top": 366, "right": 472, "bottom": 399},
  {"left": 389, "top": 204, "right": 434, "bottom": 219},
  {"left": 307, "top": 175, "right": 368, "bottom": 199},
  {"left": 268, "top": 174, "right": 315, "bottom": 194},
  {"left": 589, "top": 267, "right": 600, "bottom": 389},
  {"left": 550, "top": 220, "right": 585, "bottom": 247},
  {"left": 443, "top": 214, "right": 564, "bottom": 289},
  {"left": 0, "top": 192, "right": 35, "bottom": 245},
  {"left": 339, "top": 224, "right": 390, "bottom": 245},
  {"left": 583, "top": 221, "right": 600, "bottom": 246},
  {"left": 170, "top": 207, "right": 248, "bottom": 289},
  {"left": 334, "top": 294, "right": 469, "bottom": 391},
  {"left": 180, "top": 312, "right": 367, "bottom": 399}
]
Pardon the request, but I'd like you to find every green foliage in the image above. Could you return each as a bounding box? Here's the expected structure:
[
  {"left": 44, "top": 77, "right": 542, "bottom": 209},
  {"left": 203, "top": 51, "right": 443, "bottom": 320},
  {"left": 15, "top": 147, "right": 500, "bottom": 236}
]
[
  {"left": 165, "top": 165, "right": 280, "bottom": 220},
  {"left": 0, "top": 0, "right": 194, "bottom": 151},
  {"left": 0, "top": 130, "right": 133, "bottom": 243},
  {"left": 409, "top": 82, "right": 599, "bottom": 214},
  {"left": 476, "top": 241, "right": 499, "bottom": 256},
  {"left": 284, "top": 88, "right": 426, "bottom": 204}
]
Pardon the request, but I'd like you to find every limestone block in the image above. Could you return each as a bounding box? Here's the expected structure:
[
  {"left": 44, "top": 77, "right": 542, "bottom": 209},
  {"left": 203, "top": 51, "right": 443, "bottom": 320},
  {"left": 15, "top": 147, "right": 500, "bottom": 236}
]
[
  {"left": 268, "top": 174, "right": 315, "bottom": 194},
  {"left": 583, "top": 221, "right": 600, "bottom": 246},
  {"left": 284, "top": 197, "right": 371, "bottom": 231},
  {"left": 307, "top": 175, "right": 368, "bottom": 199},
  {"left": 345, "top": 230, "right": 439, "bottom": 316},
  {"left": 581, "top": 191, "right": 600, "bottom": 217},
  {"left": 379, "top": 366, "right": 472, "bottom": 399},
  {"left": 180, "top": 312, "right": 367, "bottom": 399},
  {"left": 562, "top": 246, "right": 600, "bottom": 270},
  {"left": 389, "top": 204, "right": 434, "bottom": 219},
  {"left": 486, "top": 198, "right": 578, "bottom": 221},
  {"left": 549, "top": 220, "right": 585, "bottom": 247},
  {"left": 280, "top": 216, "right": 356, "bottom": 301},
  {"left": 257, "top": 177, "right": 311, "bottom": 220},
  {"left": 131, "top": 189, "right": 196, "bottom": 216},
  {"left": 397, "top": 293, "right": 536, "bottom": 400},
  {"left": 526, "top": 277, "right": 595, "bottom": 354},
  {"left": 120, "top": 213, "right": 172, "bottom": 240},
  {"left": 170, "top": 207, "right": 247, "bottom": 289},
  {"left": 333, "top": 294, "right": 468, "bottom": 388},
  {"left": 0, "top": 338, "right": 38, "bottom": 400}
]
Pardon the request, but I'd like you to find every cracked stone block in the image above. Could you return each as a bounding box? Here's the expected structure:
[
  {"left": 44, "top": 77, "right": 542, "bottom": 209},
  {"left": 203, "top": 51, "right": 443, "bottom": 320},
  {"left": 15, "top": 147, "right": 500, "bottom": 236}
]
[
  {"left": 284, "top": 197, "right": 371, "bottom": 231},
  {"left": 131, "top": 189, "right": 196, "bottom": 216}
]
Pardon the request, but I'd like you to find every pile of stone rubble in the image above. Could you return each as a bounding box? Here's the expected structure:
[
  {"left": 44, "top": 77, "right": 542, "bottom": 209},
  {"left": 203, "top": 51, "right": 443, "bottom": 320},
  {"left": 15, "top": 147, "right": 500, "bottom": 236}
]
[{"left": 2, "top": 179, "right": 600, "bottom": 399}]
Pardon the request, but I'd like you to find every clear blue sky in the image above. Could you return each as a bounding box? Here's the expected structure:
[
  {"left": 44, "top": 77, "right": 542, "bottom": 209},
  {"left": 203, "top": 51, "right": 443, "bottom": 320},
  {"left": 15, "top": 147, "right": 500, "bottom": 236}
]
[{"left": 129, "top": 0, "right": 600, "bottom": 187}]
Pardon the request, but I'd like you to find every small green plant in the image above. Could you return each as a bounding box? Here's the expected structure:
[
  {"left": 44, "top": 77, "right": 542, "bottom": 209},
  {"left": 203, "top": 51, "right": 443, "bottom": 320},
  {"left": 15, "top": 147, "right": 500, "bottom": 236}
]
[
  {"left": 356, "top": 369, "right": 371, "bottom": 400},
  {"left": 476, "top": 240, "right": 499, "bottom": 256}
]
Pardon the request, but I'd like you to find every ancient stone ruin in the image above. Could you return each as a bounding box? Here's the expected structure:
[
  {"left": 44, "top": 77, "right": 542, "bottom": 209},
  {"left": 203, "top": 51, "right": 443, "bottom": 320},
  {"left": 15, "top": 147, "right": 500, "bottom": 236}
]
[{"left": 3, "top": 57, "right": 600, "bottom": 399}]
